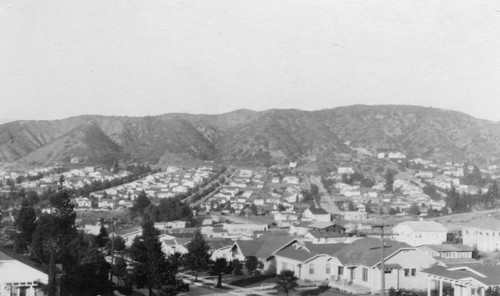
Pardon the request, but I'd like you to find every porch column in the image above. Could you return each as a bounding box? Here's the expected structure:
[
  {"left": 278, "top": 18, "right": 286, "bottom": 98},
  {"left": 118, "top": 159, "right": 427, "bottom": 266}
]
[
  {"left": 439, "top": 279, "right": 443, "bottom": 296},
  {"left": 29, "top": 286, "right": 35, "bottom": 296},
  {"left": 16, "top": 287, "right": 21, "bottom": 296},
  {"left": 428, "top": 278, "right": 433, "bottom": 296}
]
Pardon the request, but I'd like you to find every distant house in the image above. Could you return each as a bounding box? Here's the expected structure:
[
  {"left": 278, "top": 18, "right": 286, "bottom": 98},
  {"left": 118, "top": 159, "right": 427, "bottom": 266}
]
[
  {"left": 340, "top": 211, "right": 367, "bottom": 221},
  {"left": 114, "top": 227, "right": 142, "bottom": 246},
  {"left": 462, "top": 217, "right": 500, "bottom": 252},
  {"left": 417, "top": 244, "right": 473, "bottom": 264},
  {"left": 282, "top": 176, "right": 300, "bottom": 185},
  {"left": 0, "top": 247, "right": 49, "bottom": 295},
  {"left": 73, "top": 197, "right": 92, "bottom": 208},
  {"left": 338, "top": 167, "right": 354, "bottom": 175},
  {"left": 393, "top": 221, "right": 447, "bottom": 246},
  {"left": 302, "top": 207, "right": 331, "bottom": 222},
  {"left": 160, "top": 236, "right": 191, "bottom": 257}
]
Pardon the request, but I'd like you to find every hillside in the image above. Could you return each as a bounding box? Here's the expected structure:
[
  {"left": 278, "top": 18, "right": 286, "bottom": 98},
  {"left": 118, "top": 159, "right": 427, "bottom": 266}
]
[{"left": 0, "top": 105, "right": 499, "bottom": 166}]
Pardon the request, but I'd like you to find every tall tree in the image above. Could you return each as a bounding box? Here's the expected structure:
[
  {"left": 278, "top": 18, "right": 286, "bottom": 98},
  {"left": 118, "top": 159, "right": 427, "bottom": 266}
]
[
  {"left": 184, "top": 229, "right": 210, "bottom": 281},
  {"left": 131, "top": 191, "right": 151, "bottom": 216},
  {"left": 245, "top": 256, "right": 259, "bottom": 276},
  {"left": 14, "top": 199, "right": 37, "bottom": 254},
  {"left": 130, "top": 218, "right": 179, "bottom": 296},
  {"left": 275, "top": 270, "right": 299, "bottom": 296},
  {"left": 95, "top": 225, "right": 110, "bottom": 248},
  {"left": 384, "top": 169, "right": 396, "bottom": 193},
  {"left": 210, "top": 258, "right": 229, "bottom": 288}
]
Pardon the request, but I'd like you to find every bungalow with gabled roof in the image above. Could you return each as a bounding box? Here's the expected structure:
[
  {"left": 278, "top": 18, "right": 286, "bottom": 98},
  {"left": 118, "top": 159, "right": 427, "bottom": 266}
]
[
  {"left": 231, "top": 234, "right": 297, "bottom": 274},
  {"left": 0, "top": 247, "right": 50, "bottom": 295}
]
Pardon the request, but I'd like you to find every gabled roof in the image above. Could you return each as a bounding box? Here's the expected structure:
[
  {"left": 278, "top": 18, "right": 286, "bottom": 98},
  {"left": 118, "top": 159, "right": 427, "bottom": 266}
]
[
  {"left": 395, "top": 221, "right": 447, "bottom": 233},
  {"left": 421, "top": 244, "right": 473, "bottom": 252},
  {"left": 0, "top": 247, "right": 50, "bottom": 275},
  {"left": 234, "top": 234, "right": 297, "bottom": 259},
  {"left": 307, "top": 207, "right": 329, "bottom": 215},
  {"left": 307, "top": 230, "right": 343, "bottom": 239},
  {"left": 334, "top": 237, "right": 411, "bottom": 267},
  {"left": 207, "top": 239, "right": 234, "bottom": 250},
  {"left": 422, "top": 264, "right": 500, "bottom": 286}
]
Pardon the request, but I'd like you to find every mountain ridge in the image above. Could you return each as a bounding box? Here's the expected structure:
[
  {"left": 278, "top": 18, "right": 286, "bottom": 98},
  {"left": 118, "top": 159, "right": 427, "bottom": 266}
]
[{"left": 1, "top": 105, "right": 499, "bottom": 166}]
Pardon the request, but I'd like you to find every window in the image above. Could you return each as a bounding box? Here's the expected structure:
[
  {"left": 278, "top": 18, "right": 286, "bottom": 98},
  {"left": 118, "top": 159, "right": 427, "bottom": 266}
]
[
  {"left": 362, "top": 268, "right": 368, "bottom": 282},
  {"left": 326, "top": 263, "right": 331, "bottom": 274},
  {"left": 411, "top": 268, "right": 416, "bottom": 276},
  {"left": 404, "top": 268, "right": 410, "bottom": 277},
  {"left": 282, "top": 262, "right": 288, "bottom": 271},
  {"left": 385, "top": 268, "right": 392, "bottom": 274},
  {"left": 309, "top": 264, "right": 315, "bottom": 274},
  {"left": 338, "top": 266, "right": 344, "bottom": 276}
]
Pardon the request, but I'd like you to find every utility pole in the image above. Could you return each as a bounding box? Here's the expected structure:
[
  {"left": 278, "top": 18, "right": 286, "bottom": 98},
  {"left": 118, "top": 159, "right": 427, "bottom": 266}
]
[
  {"left": 372, "top": 224, "right": 391, "bottom": 296},
  {"left": 109, "top": 219, "right": 116, "bottom": 282}
]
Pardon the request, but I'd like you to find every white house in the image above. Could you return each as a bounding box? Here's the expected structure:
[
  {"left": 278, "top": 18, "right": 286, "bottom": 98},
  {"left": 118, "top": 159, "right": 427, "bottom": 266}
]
[
  {"left": 0, "top": 247, "right": 49, "bottom": 296},
  {"left": 393, "top": 221, "right": 447, "bottom": 246},
  {"left": 338, "top": 167, "right": 354, "bottom": 175},
  {"left": 302, "top": 207, "right": 331, "bottom": 222},
  {"left": 272, "top": 238, "right": 437, "bottom": 294},
  {"left": 462, "top": 217, "right": 500, "bottom": 252}
]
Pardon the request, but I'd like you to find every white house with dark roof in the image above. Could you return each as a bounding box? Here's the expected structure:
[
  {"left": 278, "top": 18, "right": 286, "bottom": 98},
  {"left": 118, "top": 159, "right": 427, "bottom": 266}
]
[
  {"left": 422, "top": 263, "right": 500, "bottom": 296},
  {"left": 462, "top": 217, "right": 500, "bottom": 252},
  {"left": 0, "top": 247, "right": 49, "bottom": 296},
  {"left": 302, "top": 207, "right": 331, "bottom": 222},
  {"left": 393, "top": 220, "right": 447, "bottom": 246},
  {"left": 270, "top": 238, "right": 438, "bottom": 294}
]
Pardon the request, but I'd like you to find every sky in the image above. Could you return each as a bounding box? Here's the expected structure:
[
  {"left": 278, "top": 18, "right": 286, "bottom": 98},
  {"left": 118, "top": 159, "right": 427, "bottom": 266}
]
[{"left": 1, "top": 0, "right": 500, "bottom": 121}]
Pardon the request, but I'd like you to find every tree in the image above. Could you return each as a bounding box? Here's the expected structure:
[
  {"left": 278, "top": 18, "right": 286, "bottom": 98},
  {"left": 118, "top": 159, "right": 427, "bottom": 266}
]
[
  {"left": 14, "top": 199, "right": 37, "bottom": 254},
  {"left": 275, "top": 270, "right": 299, "bottom": 296},
  {"left": 130, "top": 218, "right": 179, "bottom": 296},
  {"left": 232, "top": 259, "right": 243, "bottom": 276},
  {"left": 131, "top": 191, "right": 151, "bottom": 216},
  {"left": 112, "top": 256, "right": 129, "bottom": 286},
  {"left": 210, "top": 258, "right": 229, "bottom": 288},
  {"left": 408, "top": 203, "right": 421, "bottom": 216},
  {"left": 107, "top": 235, "right": 126, "bottom": 253},
  {"left": 95, "top": 225, "right": 110, "bottom": 248},
  {"left": 388, "top": 208, "right": 397, "bottom": 215},
  {"left": 184, "top": 229, "right": 211, "bottom": 281},
  {"left": 384, "top": 169, "right": 396, "bottom": 193},
  {"left": 245, "top": 256, "right": 259, "bottom": 275}
]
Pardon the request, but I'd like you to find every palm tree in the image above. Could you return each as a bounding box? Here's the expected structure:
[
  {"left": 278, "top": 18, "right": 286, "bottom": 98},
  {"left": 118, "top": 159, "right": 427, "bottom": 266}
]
[{"left": 276, "top": 270, "right": 299, "bottom": 296}]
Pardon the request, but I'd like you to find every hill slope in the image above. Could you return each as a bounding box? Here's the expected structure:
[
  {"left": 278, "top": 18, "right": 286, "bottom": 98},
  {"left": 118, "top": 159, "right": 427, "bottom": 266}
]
[{"left": 0, "top": 105, "right": 499, "bottom": 165}]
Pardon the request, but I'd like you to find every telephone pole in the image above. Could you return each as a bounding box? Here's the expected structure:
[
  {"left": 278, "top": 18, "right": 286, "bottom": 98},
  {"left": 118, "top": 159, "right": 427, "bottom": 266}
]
[{"left": 372, "top": 224, "right": 391, "bottom": 296}]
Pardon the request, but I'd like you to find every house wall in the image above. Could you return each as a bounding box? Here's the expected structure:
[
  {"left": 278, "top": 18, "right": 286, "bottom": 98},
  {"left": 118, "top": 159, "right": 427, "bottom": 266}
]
[
  {"left": 393, "top": 225, "right": 447, "bottom": 246},
  {"left": 463, "top": 226, "right": 500, "bottom": 252},
  {"left": 0, "top": 261, "right": 48, "bottom": 284},
  {"left": 275, "top": 256, "right": 306, "bottom": 279}
]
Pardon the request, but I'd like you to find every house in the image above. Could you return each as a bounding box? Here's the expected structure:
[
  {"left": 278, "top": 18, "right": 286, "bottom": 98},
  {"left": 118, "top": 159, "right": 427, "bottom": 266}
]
[
  {"left": 393, "top": 221, "right": 447, "bottom": 246},
  {"left": 73, "top": 197, "right": 92, "bottom": 208},
  {"left": 271, "top": 238, "right": 437, "bottom": 294},
  {"left": 418, "top": 244, "right": 473, "bottom": 260},
  {"left": 160, "top": 236, "right": 191, "bottom": 257},
  {"left": 302, "top": 207, "right": 331, "bottom": 222},
  {"left": 208, "top": 239, "right": 235, "bottom": 261},
  {"left": 0, "top": 247, "right": 49, "bottom": 295},
  {"left": 339, "top": 211, "right": 367, "bottom": 221},
  {"left": 461, "top": 217, "right": 500, "bottom": 252},
  {"left": 338, "top": 167, "right": 354, "bottom": 175},
  {"left": 422, "top": 264, "right": 500, "bottom": 296},
  {"left": 231, "top": 234, "right": 297, "bottom": 274},
  {"left": 114, "top": 227, "right": 142, "bottom": 246},
  {"left": 282, "top": 176, "right": 300, "bottom": 185}
]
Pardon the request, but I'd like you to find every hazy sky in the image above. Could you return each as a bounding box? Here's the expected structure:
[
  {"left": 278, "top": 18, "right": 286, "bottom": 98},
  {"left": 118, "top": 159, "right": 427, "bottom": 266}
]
[{"left": 1, "top": 0, "right": 500, "bottom": 121}]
